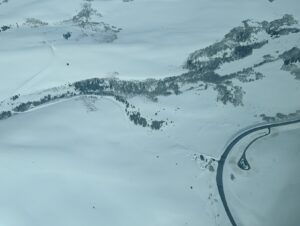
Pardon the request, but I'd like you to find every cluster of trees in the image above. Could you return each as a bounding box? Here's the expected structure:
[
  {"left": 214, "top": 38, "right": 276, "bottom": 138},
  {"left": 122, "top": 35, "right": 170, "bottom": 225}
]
[
  {"left": 215, "top": 84, "right": 245, "bottom": 107},
  {"left": 11, "top": 94, "right": 20, "bottom": 101},
  {"left": 150, "top": 120, "right": 165, "bottom": 130},
  {"left": 264, "top": 14, "right": 300, "bottom": 38},
  {"left": 0, "top": 25, "right": 11, "bottom": 32},
  {"left": 13, "top": 95, "right": 53, "bottom": 112},
  {"left": 3, "top": 78, "right": 168, "bottom": 130},
  {"left": 0, "top": 111, "right": 12, "bottom": 120},
  {"left": 114, "top": 95, "right": 165, "bottom": 130},
  {"left": 13, "top": 92, "right": 75, "bottom": 112},
  {"left": 63, "top": 32, "right": 71, "bottom": 40},
  {"left": 72, "top": 3, "right": 102, "bottom": 28},
  {"left": 126, "top": 111, "right": 165, "bottom": 130},
  {"left": 72, "top": 66, "right": 248, "bottom": 108},
  {"left": 74, "top": 77, "right": 181, "bottom": 100},
  {"left": 128, "top": 112, "right": 147, "bottom": 127},
  {"left": 184, "top": 15, "right": 300, "bottom": 80},
  {"left": 225, "top": 67, "right": 264, "bottom": 83},
  {"left": 280, "top": 47, "right": 300, "bottom": 65},
  {"left": 74, "top": 78, "right": 109, "bottom": 94},
  {"left": 260, "top": 110, "right": 300, "bottom": 122},
  {"left": 23, "top": 18, "right": 48, "bottom": 28},
  {"left": 184, "top": 18, "right": 270, "bottom": 74}
]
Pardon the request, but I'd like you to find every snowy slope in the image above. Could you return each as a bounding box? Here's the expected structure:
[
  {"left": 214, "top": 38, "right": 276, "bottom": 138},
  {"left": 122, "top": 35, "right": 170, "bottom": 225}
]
[
  {"left": 0, "top": 97, "right": 220, "bottom": 226},
  {"left": 0, "top": 0, "right": 300, "bottom": 226},
  {"left": 0, "top": 0, "right": 299, "bottom": 98}
]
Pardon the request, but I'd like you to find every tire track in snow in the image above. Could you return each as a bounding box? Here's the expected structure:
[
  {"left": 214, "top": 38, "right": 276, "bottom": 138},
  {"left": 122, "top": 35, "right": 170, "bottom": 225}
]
[{"left": 12, "top": 44, "right": 56, "bottom": 96}]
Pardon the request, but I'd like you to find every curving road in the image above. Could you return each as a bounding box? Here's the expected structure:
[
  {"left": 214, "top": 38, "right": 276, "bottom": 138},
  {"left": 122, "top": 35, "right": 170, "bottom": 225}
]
[
  {"left": 216, "top": 118, "right": 300, "bottom": 226},
  {"left": 237, "top": 128, "right": 270, "bottom": 171}
]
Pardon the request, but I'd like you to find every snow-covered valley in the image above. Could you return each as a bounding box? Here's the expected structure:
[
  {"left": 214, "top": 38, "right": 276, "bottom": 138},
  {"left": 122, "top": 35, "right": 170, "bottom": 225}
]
[{"left": 0, "top": 0, "right": 300, "bottom": 225}]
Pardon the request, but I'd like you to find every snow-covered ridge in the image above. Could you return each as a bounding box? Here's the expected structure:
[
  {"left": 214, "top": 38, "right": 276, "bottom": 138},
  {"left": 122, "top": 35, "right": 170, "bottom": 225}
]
[
  {"left": 185, "top": 14, "right": 299, "bottom": 70},
  {"left": 0, "top": 1, "right": 300, "bottom": 226}
]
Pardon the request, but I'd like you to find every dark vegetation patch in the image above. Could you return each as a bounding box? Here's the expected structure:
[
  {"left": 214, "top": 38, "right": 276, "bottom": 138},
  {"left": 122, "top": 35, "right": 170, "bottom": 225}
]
[
  {"left": 150, "top": 120, "right": 165, "bottom": 130},
  {"left": 0, "top": 111, "right": 12, "bottom": 120},
  {"left": 280, "top": 47, "right": 300, "bottom": 79},
  {"left": 183, "top": 15, "right": 299, "bottom": 105},
  {"left": 233, "top": 45, "right": 253, "bottom": 58},
  {"left": 264, "top": 14, "right": 300, "bottom": 38},
  {"left": 13, "top": 92, "right": 76, "bottom": 113},
  {"left": 0, "top": 0, "right": 9, "bottom": 6},
  {"left": 225, "top": 68, "right": 264, "bottom": 83},
  {"left": 280, "top": 47, "right": 300, "bottom": 65},
  {"left": 128, "top": 112, "right": 147, "bottom": 127},
  {"left": 260, "top": 110, "right": 300, "bottom": 122},
  {"left": 0, "top": 25, "right": 11, "bottom": 32},
  {"left": 230, "top": 174, "right": 235, "bottom": 181},
  {"left": 214, "top": 84, "right": 245, "bottom": 106},
  {"left": 193, "top": 154, "right": 217, "bottom": 173},
  {"left": 23, "top": 18, "right": 48, "bottom": 27},
  {"left": 11, "top": 94, "right": 20, "bottom": 101},
  {"left": 63, "top": 32, "right": 72, "bottom": 40},
  {"left": 253, "top": 54, "right": 277, "bottom": 68}
]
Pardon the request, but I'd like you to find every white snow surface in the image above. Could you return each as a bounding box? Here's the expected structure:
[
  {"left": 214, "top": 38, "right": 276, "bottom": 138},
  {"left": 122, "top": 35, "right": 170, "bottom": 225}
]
[
  {"left": 0, "top": 97, "right": 222, "bottom": 226},
  {"left": 1, "top": 0, "right": 300, "bottom": 225}
]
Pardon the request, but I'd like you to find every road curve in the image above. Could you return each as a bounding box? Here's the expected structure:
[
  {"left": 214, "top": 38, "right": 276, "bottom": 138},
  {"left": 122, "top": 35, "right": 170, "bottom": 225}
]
[
  {"left": 216, "top": 118, "right": 300, "bottom": 226},
  {"left": 237, "top": 128, "right": 270, "bottom": 171}
]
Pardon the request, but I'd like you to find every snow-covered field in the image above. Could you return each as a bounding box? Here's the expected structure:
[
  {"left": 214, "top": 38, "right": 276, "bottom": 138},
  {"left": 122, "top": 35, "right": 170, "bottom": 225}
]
[
  {"left": 0, "top": 97, "right": 222, "bottom": 226},
  {"left": 0, "top": 0, "right": 300, "bottom": 225}
]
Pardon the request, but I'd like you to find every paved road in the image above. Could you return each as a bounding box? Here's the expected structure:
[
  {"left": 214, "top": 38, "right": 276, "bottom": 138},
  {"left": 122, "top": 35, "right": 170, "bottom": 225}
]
[{"left": 216, "top": 118, "right": 300, "bottom": 226}]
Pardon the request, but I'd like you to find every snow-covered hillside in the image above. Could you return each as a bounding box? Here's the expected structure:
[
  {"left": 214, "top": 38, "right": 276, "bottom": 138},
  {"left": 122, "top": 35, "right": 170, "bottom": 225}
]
[
  {"left": 0, "top": 0, "right": 300, "bottom": 226},
  {"left": 1, "top": 0, "right": 300, "bottom": 99},
  {"left": 0, "top": 97, "right": 221, "bottom": 226}
]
